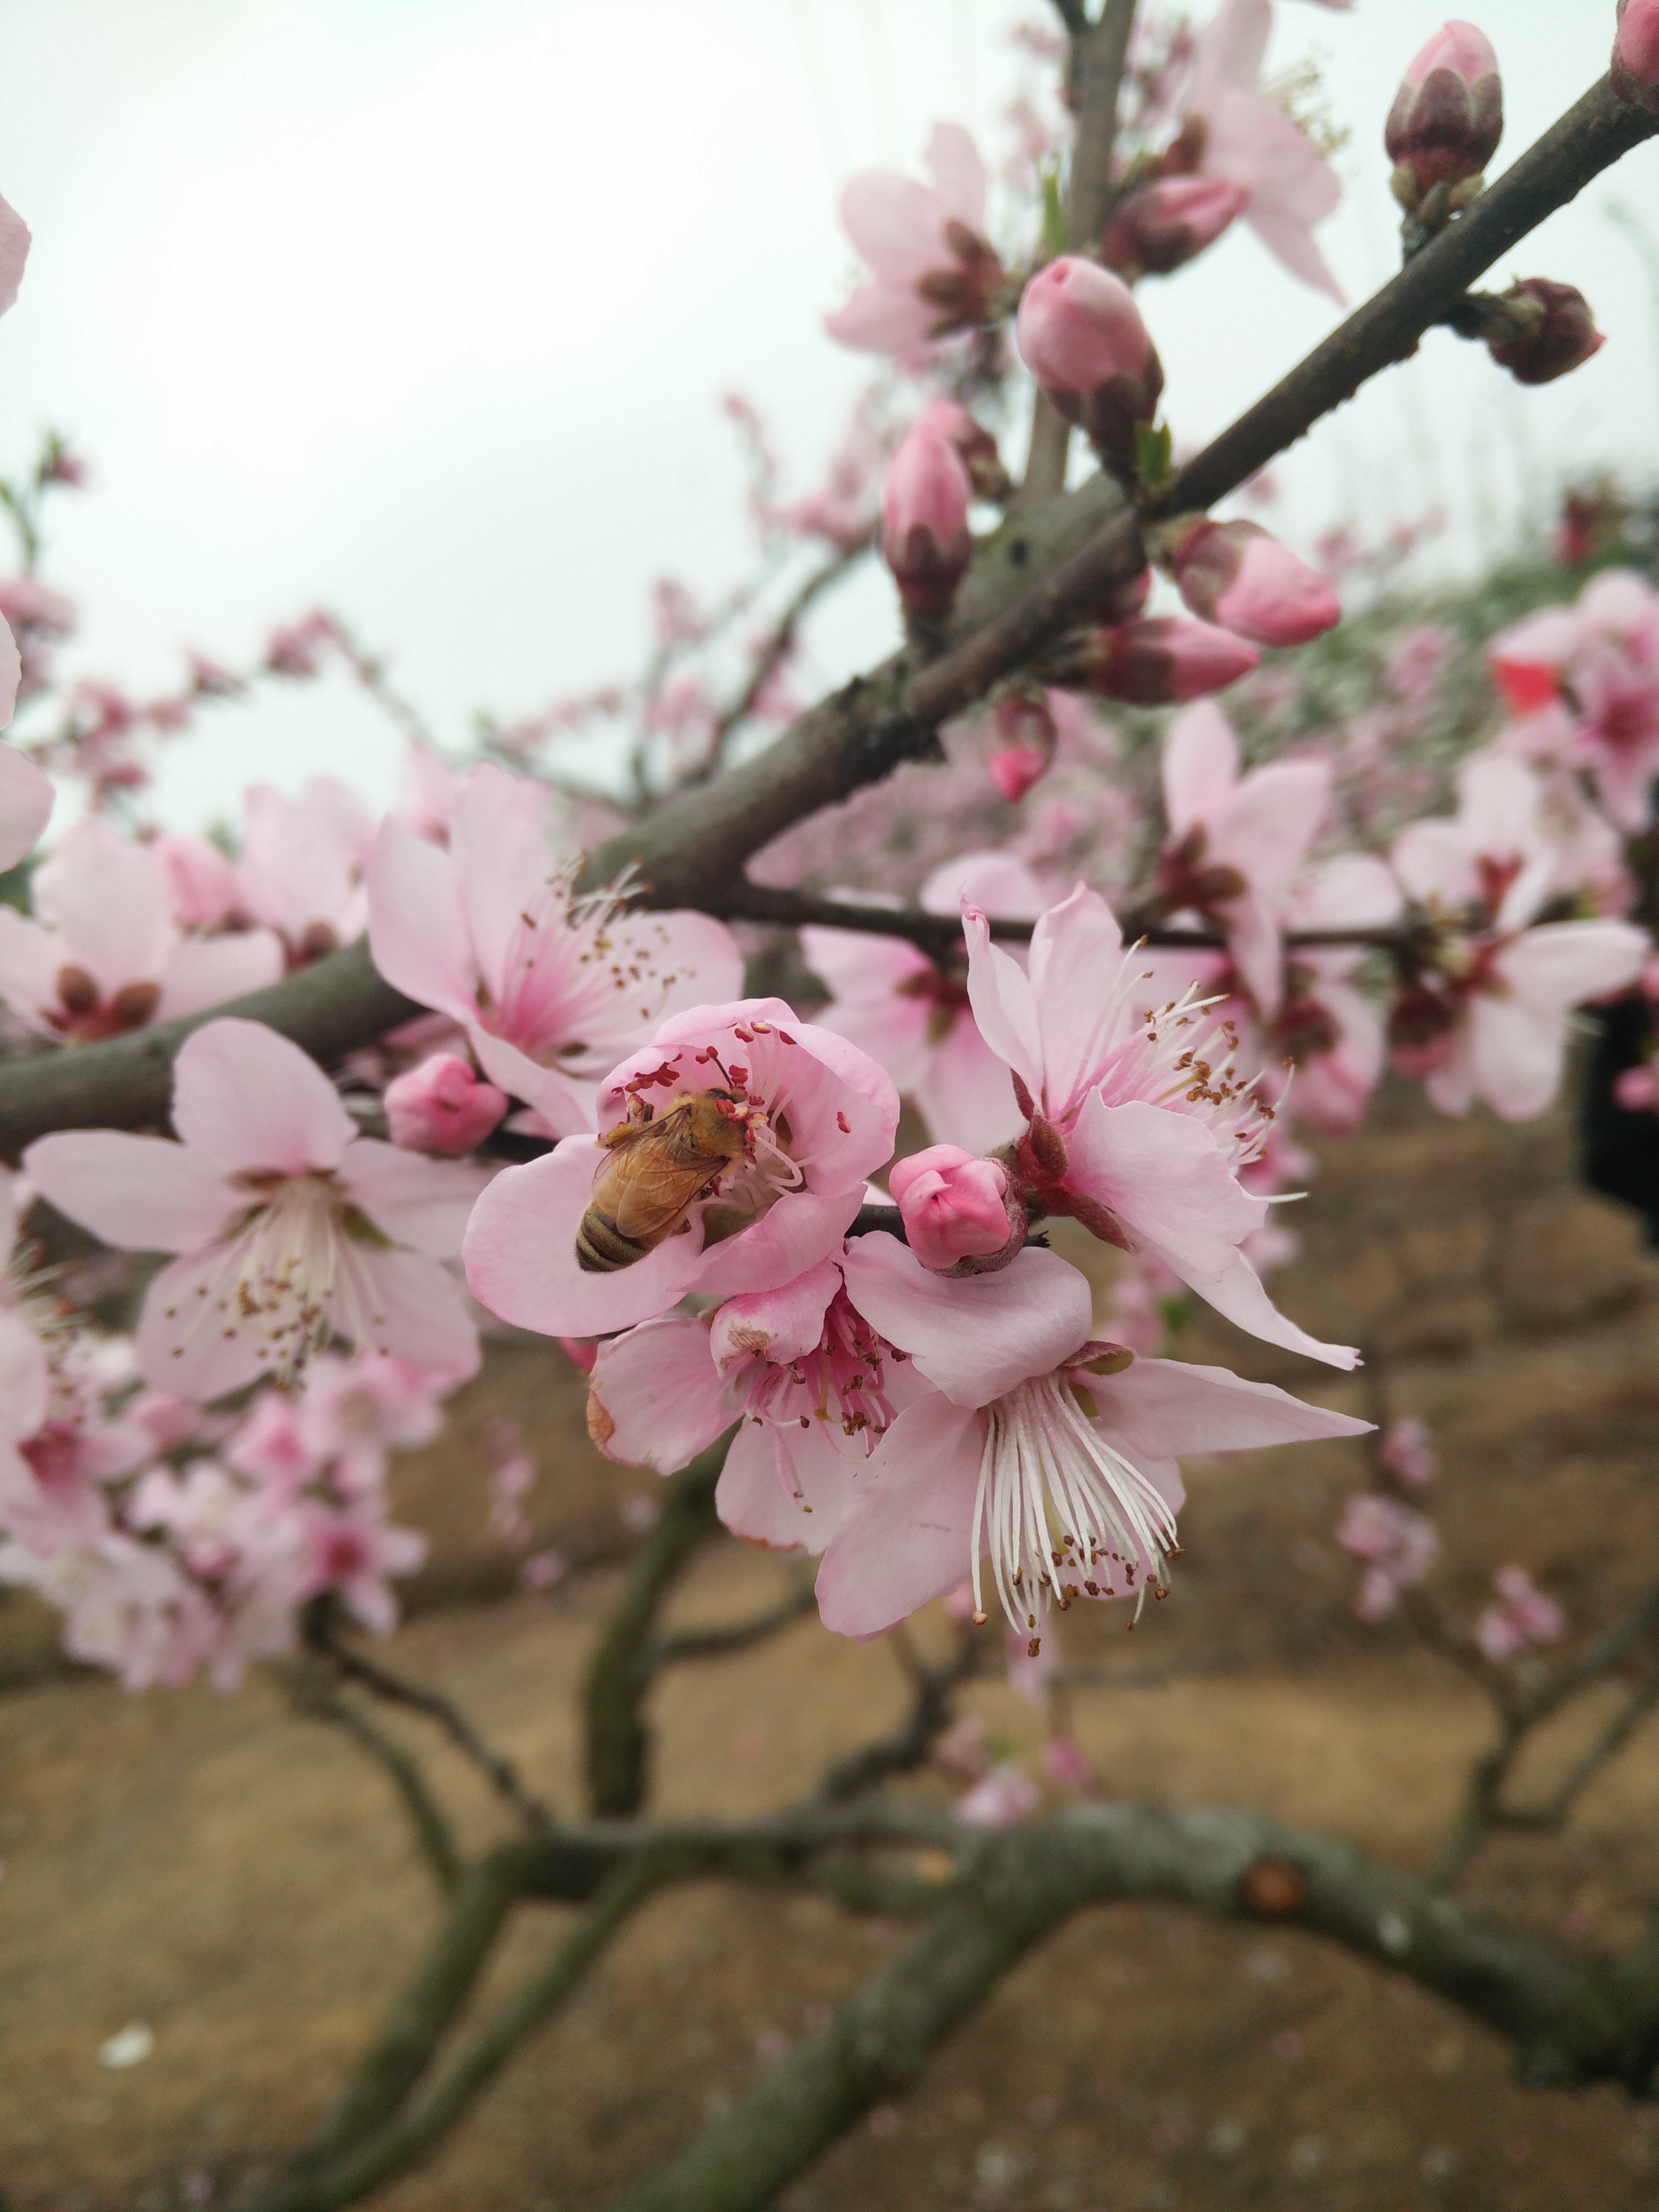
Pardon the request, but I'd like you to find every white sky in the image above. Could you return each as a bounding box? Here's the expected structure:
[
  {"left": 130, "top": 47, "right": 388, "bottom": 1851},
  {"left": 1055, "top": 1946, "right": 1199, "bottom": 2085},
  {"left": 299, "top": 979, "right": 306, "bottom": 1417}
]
[{"left": 0, "top": 0, "right": 1655, "bottom": 831}]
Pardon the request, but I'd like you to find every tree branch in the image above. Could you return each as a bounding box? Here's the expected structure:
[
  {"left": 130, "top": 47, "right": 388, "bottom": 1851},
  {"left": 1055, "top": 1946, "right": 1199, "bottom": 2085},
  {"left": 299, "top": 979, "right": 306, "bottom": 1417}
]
[
  {"left": 602, "top": 1800, "right": 1659, "bottom": 2212},
  {"left": 818, "top": 1626, "right": 981, "bottom": 1803},
  {"left": 583, "top": 1439, "right": 728, "bottom": 1816},
  {"left": 646, "top": 1577, "right": 817, "bottom": 1668}
]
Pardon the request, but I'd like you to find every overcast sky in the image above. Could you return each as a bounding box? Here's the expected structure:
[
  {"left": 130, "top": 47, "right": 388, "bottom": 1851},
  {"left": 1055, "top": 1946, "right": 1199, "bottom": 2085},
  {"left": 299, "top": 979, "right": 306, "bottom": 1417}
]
[{"left": 1, "top": 0, "right": 1655, "bottom": 830}]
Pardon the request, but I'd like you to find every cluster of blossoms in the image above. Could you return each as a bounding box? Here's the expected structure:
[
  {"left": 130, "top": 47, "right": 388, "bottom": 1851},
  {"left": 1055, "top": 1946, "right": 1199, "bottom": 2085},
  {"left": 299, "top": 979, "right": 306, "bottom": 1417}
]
[{"left": 0, "top": 1, "right": 1653, "bottom": 1696}]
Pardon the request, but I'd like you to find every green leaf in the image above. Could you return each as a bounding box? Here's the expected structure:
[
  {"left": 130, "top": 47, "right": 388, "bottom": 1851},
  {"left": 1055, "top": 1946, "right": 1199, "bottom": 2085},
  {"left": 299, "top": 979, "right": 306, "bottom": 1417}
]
[
  {"left": 1040, "top": 164, "right": 1068, "bottom": 262},
  {"left": 1134, "top": 420, "right": 1175, "bottom": 493}
]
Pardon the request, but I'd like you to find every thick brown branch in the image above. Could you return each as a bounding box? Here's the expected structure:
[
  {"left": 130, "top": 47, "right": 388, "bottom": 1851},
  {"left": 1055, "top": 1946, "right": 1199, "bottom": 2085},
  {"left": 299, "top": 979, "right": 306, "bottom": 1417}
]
[{"left": 284, "top": 1668, "right": 463, "bottom": 1894}]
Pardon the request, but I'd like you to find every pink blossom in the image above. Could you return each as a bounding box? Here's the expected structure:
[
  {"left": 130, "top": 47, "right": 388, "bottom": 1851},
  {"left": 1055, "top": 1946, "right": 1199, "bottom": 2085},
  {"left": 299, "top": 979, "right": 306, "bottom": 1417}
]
[
  {"left": 0, "top": 1415, "right": 152, "bottom": 1555},
  {"left": 1377, "top": 1415, "right": 1435, "bottom": 1486},
  {"left": 817, "top": 1235, "right": 1369, "bottom": 1641},
  {"left": 368, "top": 763, "right": 742, "bottom": 1135},
  {"left": 1263, "top": 854, "right": 1403, "bottom": 1134},
  {"left": 825, "top": 123, "right": 1004, "bottom": 359},
  {"left": 463, "top": 999, "right": 899, "bottom": 1343},
  {"left": 987, "top": 693, "right": 1057, "bottom": 803},
  {"left": 912, "top": 398, "right": 1006, "bottom": 499},
  {"left": 1477, "top": 1565, "right": 1566, "bottom": 1662},
  {"left": 1388, "top": 753, "right": 1648, "bottom": 1118},
  {"left": 24, "top": 1017, "right": 484, "bottom": 1398},
  {"left": 0, "top": 193, "right": 29, "bottom": 318},
  {"left": 954, "top": 1762, "right": 1040, "bottom": 1827},
  {"left": 0, "top": 732, "right": 53, "bottom": 874},
  {"left": 224, "top": 1392, "right": 323, "bottom": 1498},
  {"left": 1157, "top": 701, "right": 1331, "bottom": 1017},
  {"left": 888, "top": 1145, "right": 1021, "bottom": 1273},
  {"left": 1015, "top": 257, "right": 1162, "bottom": 466},
  {"left": 1489, "top": 571, "right": 1659, "bottom": 830},
  {"left": 296, "top": 1497, "right": 426, "bottom": 1634},
  {"left": 0, "top": 820, "right": 283, "bottom": 1042},
  {"left": 1177, "top": 0, "right": 1344, "bottom": 303},
  {"left": 297, "top": 1351, "right": 455, "bottom": 1475},
  {"left": 1169, "top": 520, "right": 1341, "bottom": 649},
  {"left": 1101, "top": 177, "right": 1247, "bottom": 278},
  {"left": 881, "top": 420, "right": 973, "bottom": 616},
  {"left": 1080, "top": 616, "right": 1260, "bottom": 705},
  {"left": 1385, "top": 23, "right": 1503, "bottom": 197},
  {"left": 152, "top": 833, "right": 244, "bottom": 932},
  {"left": 1615, "top": 0, "right": 1659, "bottom": 108},
  {"left": 963, "top": 884, "right": 1359, "bottom": 1367},
  {"left": 0, "top": 1531, "right": 219, "bottom": 1689},
  {"left": 384, "top": 1053, "right": 509, "bottom": 1155},
  {"left": 236, "top": 778, "right": 376, "bottom": 964},
  {"left": 803, "top": 852, "right": 1045, "bottom": 1155},
  {"left": 1335, "top": 1493, "right": 1437, "bottom": 1621}
]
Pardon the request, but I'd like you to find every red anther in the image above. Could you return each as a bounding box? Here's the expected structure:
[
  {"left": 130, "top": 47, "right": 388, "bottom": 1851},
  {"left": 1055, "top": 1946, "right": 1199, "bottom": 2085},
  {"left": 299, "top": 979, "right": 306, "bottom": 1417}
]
[
  {"left": 777, "top": 1030, "right": 797, "bottom": 1045},
  {"left": 732, "top": 1026, "right": 754, "bottom": 1043},
  {"left": 836, "top": 1111, "right": 851, "bottom": 1133}
]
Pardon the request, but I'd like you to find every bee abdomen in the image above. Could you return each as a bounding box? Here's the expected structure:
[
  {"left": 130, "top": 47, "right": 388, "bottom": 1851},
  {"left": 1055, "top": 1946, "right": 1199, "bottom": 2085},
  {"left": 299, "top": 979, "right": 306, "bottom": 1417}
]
[{"left": 576, "top": 1208, "right": 648, "bottom": 1274}]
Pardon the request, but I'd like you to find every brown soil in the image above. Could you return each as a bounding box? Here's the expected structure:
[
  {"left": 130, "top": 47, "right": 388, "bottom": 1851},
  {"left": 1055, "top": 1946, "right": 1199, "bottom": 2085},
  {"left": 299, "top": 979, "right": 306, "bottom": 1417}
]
[{"left": 6, "top": 1084, "right": 1659, "bottom": 2211}]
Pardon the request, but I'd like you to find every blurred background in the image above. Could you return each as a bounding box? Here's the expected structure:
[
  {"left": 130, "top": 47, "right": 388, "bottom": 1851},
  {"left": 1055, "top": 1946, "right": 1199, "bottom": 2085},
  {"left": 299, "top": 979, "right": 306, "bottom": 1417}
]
[{"left": 1, "top": 0, "right": 1656, "bottom": 827}]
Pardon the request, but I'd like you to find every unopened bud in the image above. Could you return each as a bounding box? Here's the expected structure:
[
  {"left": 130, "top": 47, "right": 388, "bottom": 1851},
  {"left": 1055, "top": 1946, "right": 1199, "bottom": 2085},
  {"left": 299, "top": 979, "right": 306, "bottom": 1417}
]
[
  {"left": 1167, "top": 518, "right": 1342, "bottom": 648},
  {"left": 384, "top": 1052, "right": 509, "bottom": 1154},
  {"left": 914, "top": 398, "right": 1010, "bottom": 502},
  {"left": 1384, "top": 22, "right": 1503, "bottom": 203},
  {"left": 1482, "top": 279, "right": 1605, "bottom": 387},
  {"left": 1101, "top": 178, "right": 1247, "bottom": 279},
  {"left": 987, "top": 692, "right": 1057, "bottom": 802},
  {"left": 1614, "top": 0, "right": 1659, "bottom": 112},
  {"left": 881, "top": 420, "right": 974, "bottom": 617},
  {"left": 1015, "top": 256, "right": 1163, "bottom": 471},
  {"left": 1064, "top": 616, "right": 1260, "bottom": 705},
  {"left": 890, "top": 1145, "right": 1025, "bottom": 1274}
]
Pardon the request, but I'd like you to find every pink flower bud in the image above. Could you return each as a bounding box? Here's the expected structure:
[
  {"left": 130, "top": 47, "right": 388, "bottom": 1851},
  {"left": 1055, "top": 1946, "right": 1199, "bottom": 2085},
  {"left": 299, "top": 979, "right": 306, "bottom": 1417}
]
[
  {"left": 1082, "top": 616, "right": 1259, "bottom": 705},
  {"left": 987, "top": 692, "right": 1057, "bottom": 801},
  {"left": 881, "top": 422, "right": 973, "bottom": 616},
  {"left": 1015, "top": 257, "right": 1163, "bottom": 470},
  {"left": 383, "top": 1053, "right": 508, "bottom": 1154},
  {"left": 1615, "top": 1064, "right": 1658, "bottom": 1112},
  {"left": 914, "top": 398, "right": 1008, "bottom": 500},
  {"left": 1483, "top": 279, "right": 1605, "bottom": 387},
  {"left": 1101, "top": 177, "right": 1247, "bottom": 278},
  {"left": 1169, "top": 519, "right": 1342, "bottom": 648},
  {"left": 1385, "top": 22, "right": 1503, "bottom": 197},
  {"left": 889, "top": 1144, "right": 1025, "bottom": 1273},
  {"left": 1614, "top": 0, "right": 1659, "bottom": 111}
]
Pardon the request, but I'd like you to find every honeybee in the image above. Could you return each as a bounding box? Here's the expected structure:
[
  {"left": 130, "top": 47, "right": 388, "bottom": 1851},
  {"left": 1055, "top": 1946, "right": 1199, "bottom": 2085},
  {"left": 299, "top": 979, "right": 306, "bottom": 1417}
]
[{"left": 575, "top": 1091, "right": 751, "bottom": 1273}]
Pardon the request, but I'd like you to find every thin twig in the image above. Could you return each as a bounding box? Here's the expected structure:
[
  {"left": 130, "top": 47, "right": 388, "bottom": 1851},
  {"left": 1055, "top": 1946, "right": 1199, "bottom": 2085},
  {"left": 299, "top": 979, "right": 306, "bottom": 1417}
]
[
  {"left": 283, "top": 1667, "right": 463, "bottom": 1894},
  {"left": 684, "top": 543, "right": 865, "bottom": 787},
  {"left": 306, "top": 1604, "right": 555, "bottom": 1832},
  {"left": 647, "top": 1577, "right": 817, "bottom": 1667},
  {"left": 819, "top": 1625, "right": 982, "bottom": 1802}
]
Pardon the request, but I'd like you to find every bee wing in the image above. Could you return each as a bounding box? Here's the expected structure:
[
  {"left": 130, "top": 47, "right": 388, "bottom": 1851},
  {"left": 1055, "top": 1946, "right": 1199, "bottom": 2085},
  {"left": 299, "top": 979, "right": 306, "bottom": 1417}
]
[{"left": 599, "top": 1149, "right": 712, "bottom": 1243}]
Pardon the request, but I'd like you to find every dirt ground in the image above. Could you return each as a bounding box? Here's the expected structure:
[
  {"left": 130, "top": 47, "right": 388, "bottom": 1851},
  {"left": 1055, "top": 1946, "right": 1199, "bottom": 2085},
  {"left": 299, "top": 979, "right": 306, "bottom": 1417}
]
[{"left": 7, "top": 1082, "right": 1659, "bottom": 2211}]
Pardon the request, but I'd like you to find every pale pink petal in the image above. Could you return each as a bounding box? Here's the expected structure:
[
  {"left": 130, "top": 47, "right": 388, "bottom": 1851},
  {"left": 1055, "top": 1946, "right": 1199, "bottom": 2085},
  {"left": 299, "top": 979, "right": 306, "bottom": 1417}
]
[
  {"left": 462, "top": 1137, "right": 703, "bottom": 1338},
  {"left": 815, "top": 1394, "right": 982, "bottom": 1636},
  {"left": 468, "top": 1024, "right": 599, "bottom": 1136},
  {"left": 1497, "top": 919, "right": 1648, "bottom": 1013},
  {"left": 170, "top": 1018, "right": 356, "bottom": 1175},
  {"left": 710, "top": 1259, "right": 842, "bottom": 1373},
  {"left": 963, "top": 908, "right": 1045, "bottom": 1099},
  {"left": 924, "top": 121, "right": 987, "bottom": 234},
  {"left": 366, "top": 819, "right": 475, "bottom": 1027},
  {"left": 823, "top": 285, "right": 940, "bottom": 356},
  {"left": 588, "top": 1312, "right": 733, "bottom": 1473},
  {"left": 0, "top": 908, "right": 69, "bottom": 1030},
  {"left": 810, "top": 987, "right": 935, "bottom": 1099},
  {"left": 840, "top": 172, "right": 947, "bottom": 286},
  {"left": 1224, "top": 891, "right": 1285, "bottom": 1018},
  {"left": 23, "top": 1131, "right": 239, "bottom": 1253},
  {"left": 330, "top": 1245, "right": 481, "bottom": 1378},
  {"left": 0, "top": 738, "right": 51, "bottom": 865},
  {"left": 1391, "top": 819, "right": 1477, "bottom": 909},
  {"left": 1457, "top": 753, "right": 1544, "bottom": 862},
  {"left": 1287, "top": 853, "right": 1404, "bottom": 932},
  {"left": 1423, "top": 1034, "right": 1477, "bottom": 1117},
  {"left": 920, "top": 852, "right": 1046, "bottom": 920},
  {"left": 1212, "top": 760, "right": 1330, "bottom": 894},
  {"left": 155, "top": 928, "right": 286, "bottom": 1021},
  {"left": 911, "top": 1011, "right": 1023, "bottom": 1153},
  {"left": 1467, "top": 995, "right": 1565, "bottom": 1122},
  {"left": 0, "top": 195, "right": 29, "bottom": 319},
  {"left": 1194, "top": 0, "right": 1272, "bottom": 97},
  {"left": 1066, "top": 1093, "right": 1358, "bottom": 1368},
  {"left": 841, "top": 1235, "right": 1092, "bottom": 1406},
  {"left": 718, "top": 1418, "right": 867, "bottom": 1553},
  {"left": 449, "top": 766, "right": 562, "bottom": 996},
  {"left": 1028, "top": 887, "right": 1129, "bottom": 1118},
  {"left": 1088, "top": 1354, "right": 1371, "bottom": 1461},
  {"left": 338, "top": 1138, "right": 490, "bottom": 1258},
  {"left": 1243, "top": 193, "right": 1345, "bottom": 304},
  {"left": 136, "top": 1249, "right": 274, "bottom": 1398},
  {"left": 800, "top": 925, "right": 933, "bottom": 1001},
  {"left": 689, "top": 1185, "right": 864, "bottom": 1300},
  {"left": 33, "top": 823, "right": 174, "bottom": 991},
  {"left": 631, "top": 913, "right": 745, "bottom": 1033},
  {"left": 0, "top": 1309, "right": 49, "bottom": 1438},
  {"left": 1161, "top": 701, "right": 1238, "bottom": 837}
]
